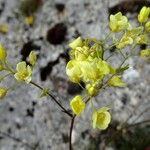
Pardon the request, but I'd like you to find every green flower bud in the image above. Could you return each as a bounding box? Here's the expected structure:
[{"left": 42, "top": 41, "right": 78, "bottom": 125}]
[
  {"left": 0, "top": 44, "right": 7, "bottom": 61},
  {"left": 29, "top": 51, "right": 37, "bottom": 66},
  {"left": 86, "top": 84, "right": 98, "bottom": 97},
  {"left": 0, "top": 87, "right": 7, "bottom": 99},
  {"left": 138, "top": 6, "right": 150, "bottom": 23}
]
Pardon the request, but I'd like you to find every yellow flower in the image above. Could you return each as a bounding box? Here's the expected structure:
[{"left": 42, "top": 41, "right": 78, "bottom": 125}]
[
  {"left": 14, "top": 61, "right": 32, "bottom": 83},
  {"left": 138, "top": 6, "right": 150, "bottom": 23},
  {"left": 125, "top": 26, "right": 143, "bottom": 40},
  {"left": 92, "top": 107, "right": 111, "bottom": 130},
  {"left": 86, "top": 83, "right": 98, "bottom": 97},
  {"left": 97, "top": 60, "right": 110, "bottom": 75},
  {"left": 70, "top": 95, "right": 85, "bottom": 116},
  {"left": 140, "top": 49, "right": 150, "bottom": 57},
  {"left": 69, "top": 37, "right": 83, "bottom": 49},
  {"left": 25, "top": 16, "right": 34, "bottom": 25},
  {"left": 108, "top": 75, "right": 126, "bottom": 87},
  {"left": 109, "top": 12, "right": 129, "bottom": 32},
  {"left": 80, "top": 60, "right": 100, "bottom": 82},
  {"left": 116, "top": 35, "right": 133, "bottom": 49},
  {"left": 66, "top": 60, "right": 82, "bottom": 83},
  {"left": 75, "top": 46, "right": 89, "bottom": 61},
  {"left": 0, "top": 87, "right": 7, "bottom": 99},
  {"left": 29, "top": 51, "right": 37, "bottom": 66},
  {"left": 0, "top": 44, "right": 7, "bottom": 61},
  {"left": 136, "top": 34, "right": 148, "bottom": 44}
]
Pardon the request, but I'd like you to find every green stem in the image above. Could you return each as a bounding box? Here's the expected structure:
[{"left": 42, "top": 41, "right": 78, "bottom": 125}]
[
  {"left": 30, "top": 81, "right": 73, "bottom": 118},
  {"left": 69, "top": 115, "right": 76, "bottom": 150}
]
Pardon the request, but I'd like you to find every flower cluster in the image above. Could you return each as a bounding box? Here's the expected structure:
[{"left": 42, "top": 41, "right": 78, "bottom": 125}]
[
  {"left": 109, "top": 6, "right": 150, "bottom": 53},
  {"left": 0, "top": 45, "right": 37, "bottom": 99},
  {"left": 67, "top": 6, "right": 150, "bottom": 130}
]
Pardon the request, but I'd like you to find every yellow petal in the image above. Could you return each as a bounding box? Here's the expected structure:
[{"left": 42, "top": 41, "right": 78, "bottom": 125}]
[
  {"left": 70, "top": 95, "right": 85, "bottom": 116},
  {"left": 69, "top": 37, "right": 83, "bottom": 49}
]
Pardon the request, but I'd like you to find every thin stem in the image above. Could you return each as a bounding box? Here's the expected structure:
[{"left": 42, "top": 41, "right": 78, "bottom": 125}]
[
  {"left": 69, "top": 96, "right": 90, "bottom": 150},
  {"left": 30, "top": 81, "right": 72, "bottom": 118},
  {"left": 0, "top": 131, "right": 35, "bottom": 149},
  {"left": 127, "top": 119, "right": 150, "bottom": 128},
  {"left": 69, "top": 115, "right": 76, "bottom": 150}
]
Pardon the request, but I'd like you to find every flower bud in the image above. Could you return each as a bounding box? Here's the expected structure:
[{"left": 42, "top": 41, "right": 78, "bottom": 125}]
[
  {"left": 0, "top": 87, "right": 7, "bottom": 99},
  {"left": 70, "top": 95, "right": 85, "bottom": 116},
  {"left": 29, "top": 51, "right": 37, "bottom": 66},
  {"left": 138, "top": 6, "right": 150, "bottom": 23},
  {"left": 0, "top": 44, "right": 7, "bottom": 61},
  {"left": 86, "top": 84, "right": 98, "bottom": 97}
]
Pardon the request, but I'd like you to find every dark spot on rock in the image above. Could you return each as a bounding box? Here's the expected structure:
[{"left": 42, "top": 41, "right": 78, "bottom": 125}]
[
  {"left": 16, "top": 123, "right": 21, "bottom": 129},
  {"left": 40, "top": 59, "right": 59, "bottom": 81},
  {"left": 84, "top": 2, "right": 89, "bottom": 7},
  {"left": 74, "top": 30, "right": 81, "bottom": 38},
  {"left": 0, "top": 2, "right": 5, "bottom": 15},
  {"left": 46, "top": 23, "right": 67, "bottom": 45},
  {"left": 26, "top": 108, "right": 34, "bottom": 117},
  {"left": 32, "top": 101, "right": 37, "bottom": 106},
  {"left": 47, "top": 145, "right": 51, "bottom": 149},
  {"left": 59, "top": 50, "right": 70, "bottom": 63},
  {"left": 21, "top": 41, "right": 40, "bottom": 61},
  {"left": 7, "top": 128, "right": 12, "bottom": 134},
  {"left": 62, "top": 133, "right": 69, "bottom": 143},
  {"left": 40, "top": 50, "right": 70, "bottom": 81},
  {"left": 0, "top": 136, "right": 3, "bottom": 140},
  {"left": 44, "top": 119, "right": 47, "bottom": 123},
  {"left": 87, "top": 20, "right": 93, "bottom": 24},
  {"left": 81, "top": 130, "right": 89, "bottom": 139},
  {"left": 9, "top": 107, "right": 14, "bottom": 112},
  {"left": 67, "top": 82, "right": 84, "bottom": 95},
  {"left": 138, "top": 94, "right": 142, "bottom": 99},
  {"left": 6, "top": 16, "right": 13, "bottom": 23},
  {"left": 109, "top": 0, "right": 150, "bottom": 15},
  {"left": 55, "top": 3, "right": 65, "bottom": 12},
  {"left": 121, "top": 93, "right": 129, "bottom": 105}
]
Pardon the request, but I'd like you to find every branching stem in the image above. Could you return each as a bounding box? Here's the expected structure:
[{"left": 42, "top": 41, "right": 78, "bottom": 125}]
[{"left": 30, "top": 81, "right": 73, "bottom": 118}]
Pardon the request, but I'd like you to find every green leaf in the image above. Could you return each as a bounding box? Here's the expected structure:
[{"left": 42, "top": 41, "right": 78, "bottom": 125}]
[{"left": 116, "top": 65, "right": 129, "bottom": 73}]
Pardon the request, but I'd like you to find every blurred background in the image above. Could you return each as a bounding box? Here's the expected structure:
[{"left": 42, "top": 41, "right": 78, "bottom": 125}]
[{"left": 0, "top": 0, "right": 150, "bottom": 149}]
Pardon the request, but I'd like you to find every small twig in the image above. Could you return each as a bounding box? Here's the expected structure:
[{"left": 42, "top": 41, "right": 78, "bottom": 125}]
[
  {"left": 30, "top": 81, "right": 72, "bottom": 118},
  {"left": 0, "top": 131, "right": 35, "bottom": 149},
  {"left": 127, "top": 119, "right": 150, "bottom": 128},
  {"left": 69, "top": 115, "right": 76, "bottom": 150}
]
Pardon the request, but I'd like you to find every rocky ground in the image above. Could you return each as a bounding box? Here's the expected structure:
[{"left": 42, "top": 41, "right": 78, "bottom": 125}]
[{"left": 0, "top": 0, "right": 150, "bottom": 150}]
